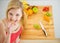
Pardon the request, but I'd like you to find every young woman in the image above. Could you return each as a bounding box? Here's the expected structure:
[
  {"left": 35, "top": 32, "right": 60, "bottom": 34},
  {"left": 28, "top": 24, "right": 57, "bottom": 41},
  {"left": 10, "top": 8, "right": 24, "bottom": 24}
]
[{"left": 0, "top": 0, "right": 24, "bottom": 43}]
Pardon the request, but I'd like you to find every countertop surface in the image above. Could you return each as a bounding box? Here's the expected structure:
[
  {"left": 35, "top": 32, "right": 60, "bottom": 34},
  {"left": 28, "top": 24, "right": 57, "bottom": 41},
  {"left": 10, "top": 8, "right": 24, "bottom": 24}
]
[{"left": 20, "top": 38, "right": 60, "bottom": 43}]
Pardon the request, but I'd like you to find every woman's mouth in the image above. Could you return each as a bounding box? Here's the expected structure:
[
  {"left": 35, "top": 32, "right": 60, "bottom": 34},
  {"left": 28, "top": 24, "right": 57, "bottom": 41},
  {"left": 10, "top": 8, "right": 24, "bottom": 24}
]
[
  {"left": 10, "top": 19, "right": 17, "bottom": 22},
  {"left": 15, "top": 20, "right": 17, "bottom": 22}
]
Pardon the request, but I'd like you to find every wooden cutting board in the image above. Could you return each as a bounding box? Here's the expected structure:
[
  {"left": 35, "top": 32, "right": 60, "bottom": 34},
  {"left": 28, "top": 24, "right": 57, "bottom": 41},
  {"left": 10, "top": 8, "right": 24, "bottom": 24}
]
[{"left": 21, "top": 6, "right": 55, "bottom": 40}]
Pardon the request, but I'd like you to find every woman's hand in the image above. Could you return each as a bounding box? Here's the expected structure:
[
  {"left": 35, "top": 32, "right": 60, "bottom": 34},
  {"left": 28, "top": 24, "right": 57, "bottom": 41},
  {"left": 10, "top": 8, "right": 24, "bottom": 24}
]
[{"left": 7, "top": 22, "right": 19, "bottom": 34}]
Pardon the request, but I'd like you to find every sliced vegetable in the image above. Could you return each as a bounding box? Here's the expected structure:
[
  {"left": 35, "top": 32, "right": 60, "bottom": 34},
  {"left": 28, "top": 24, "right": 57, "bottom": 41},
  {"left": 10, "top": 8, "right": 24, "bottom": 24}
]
[
  {"left": 43, "top": 7, "right": 49, "bottom": 12},
  {"left": 23, "top": 4, "right": 29, "bottom": 9},
  {"left": 45, "top": 12, "right": 52, "bottom": 17},
  {"left": 33, "top": 24, "right": 41, "bottom": 30},
  {"left": 43, "top": 15, "right": 50, "bottom": 22},
  {"left": 32, "top": 7, "right": 38, "bottom": 13},
  {"left": 27, "top": 9, "right": 33, "bottom": 16},
  {"left": 22, "top": 1, "right": 27, "bottom": 5}
]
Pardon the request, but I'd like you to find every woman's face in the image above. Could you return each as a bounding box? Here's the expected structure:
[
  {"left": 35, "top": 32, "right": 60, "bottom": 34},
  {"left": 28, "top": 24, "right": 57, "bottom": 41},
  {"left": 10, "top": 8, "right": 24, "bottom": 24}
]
[{"left": 7, "top": 8, "right": 22, "bottom": 23}]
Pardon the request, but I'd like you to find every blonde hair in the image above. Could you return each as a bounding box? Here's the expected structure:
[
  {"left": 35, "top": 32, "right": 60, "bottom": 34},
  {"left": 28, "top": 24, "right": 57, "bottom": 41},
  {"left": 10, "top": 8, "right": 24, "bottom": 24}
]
[
  {"left": 6, "top": 0, "right": 24, "bottom": 18},
  {"left": 6, "top": 0, "right": 25, "bottom": 27}
]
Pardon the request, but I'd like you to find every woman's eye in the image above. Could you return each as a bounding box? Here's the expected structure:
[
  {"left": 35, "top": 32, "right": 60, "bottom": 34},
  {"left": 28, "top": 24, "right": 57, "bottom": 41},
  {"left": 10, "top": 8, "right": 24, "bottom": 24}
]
[
  {"left": 16, "top": 14, "right": 19, "bottom": 16},
  {"left": 10, "top": 13, "right": 13, "bottom": 16}
]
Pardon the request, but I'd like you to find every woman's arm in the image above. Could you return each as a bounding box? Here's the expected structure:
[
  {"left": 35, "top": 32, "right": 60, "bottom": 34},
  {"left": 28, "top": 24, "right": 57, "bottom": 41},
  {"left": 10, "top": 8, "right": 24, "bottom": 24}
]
[
  {"left": 0, "top": 21, "right": 6, "bottom": 43},
  {"left": 0, "top": 20, "right": 11, "bottom": 43},
  {"left": 4, "top": 25, "right": 12, "bottom": 43},
  {"left": 4, "top": 32, "right": 11, "bottom": 43}
]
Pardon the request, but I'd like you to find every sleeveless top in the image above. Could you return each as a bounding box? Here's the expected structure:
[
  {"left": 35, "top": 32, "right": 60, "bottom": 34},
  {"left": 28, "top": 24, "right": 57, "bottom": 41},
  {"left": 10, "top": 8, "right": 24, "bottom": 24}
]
[
  {"left": 1, "top": 19, "right": 22, "bottom": 43},
  {"left": 10, "top": 27, "right": 22, "bottom": 43}
]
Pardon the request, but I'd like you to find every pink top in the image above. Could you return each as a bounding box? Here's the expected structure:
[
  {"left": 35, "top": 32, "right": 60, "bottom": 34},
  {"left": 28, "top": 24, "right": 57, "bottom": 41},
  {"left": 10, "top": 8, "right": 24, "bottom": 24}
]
[{"left": 10, "top": 27, "right": 22, "bottom": 43}]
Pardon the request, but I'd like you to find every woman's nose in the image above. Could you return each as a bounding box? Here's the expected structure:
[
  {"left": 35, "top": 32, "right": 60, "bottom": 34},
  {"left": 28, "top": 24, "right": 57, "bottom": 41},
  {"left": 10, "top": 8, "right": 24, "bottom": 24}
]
[{"left": 11, "top": 16, "right": 16, "bottom": 21}]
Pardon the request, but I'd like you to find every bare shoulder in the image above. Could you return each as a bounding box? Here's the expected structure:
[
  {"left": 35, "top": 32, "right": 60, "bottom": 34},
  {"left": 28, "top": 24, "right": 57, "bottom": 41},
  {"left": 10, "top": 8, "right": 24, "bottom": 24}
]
[
  {"left": 0, "top": 18, "right": 7, "bottom": 25},
  {"left": 0, "top": 19, "right": 6, "bottom": 30},
  {"left": 0, "top": 19, "right": 6, "bottom": 43},
  {"left": 0, "top": 19, "right": 3, "bottom": 26},
  {"left": 0, "top": 19, "right": 4, "bottom": 32}
]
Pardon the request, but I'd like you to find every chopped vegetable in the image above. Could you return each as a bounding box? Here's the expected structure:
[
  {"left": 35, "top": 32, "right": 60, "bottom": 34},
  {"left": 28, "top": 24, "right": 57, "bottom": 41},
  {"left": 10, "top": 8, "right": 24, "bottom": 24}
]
[
  {"left": 43, "top": 15, "right": 50, "bottom": 22},
  {"left": 27, "top": 9, "right": 33, "bottom": 16},
  {"left": 45, "top": 12, "right": 52, "bottom": 17},
  {"left": 33, "top": 24, "right": 41, "bottom": 30},
  {"left": 43, "top": 7, "right": 49, "bottom": 12},
  {"left": 32, "top": 7, "right": 38, "bottom": 13},
  {"left": 23, "top": 4, "right": 29, "bottom": 9}
]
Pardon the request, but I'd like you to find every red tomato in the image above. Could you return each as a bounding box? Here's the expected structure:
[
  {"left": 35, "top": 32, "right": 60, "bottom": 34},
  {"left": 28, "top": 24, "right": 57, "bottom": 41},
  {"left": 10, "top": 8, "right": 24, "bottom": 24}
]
[{"left": 43, "top": 7, "right": 49, "bottom": 12}]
